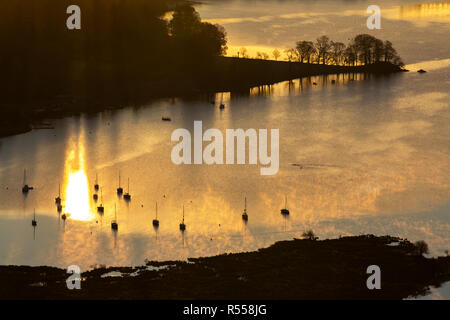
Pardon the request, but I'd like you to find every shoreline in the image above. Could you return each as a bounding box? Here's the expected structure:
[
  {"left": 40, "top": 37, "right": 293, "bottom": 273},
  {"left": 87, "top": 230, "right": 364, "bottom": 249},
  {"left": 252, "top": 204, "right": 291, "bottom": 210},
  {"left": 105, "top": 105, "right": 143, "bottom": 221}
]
[
  {"left": 0, "top": 58, "right": 405, "bottom": 139},
  {"left": 1, "top": 235, "right": 448, "bottom": 299}
]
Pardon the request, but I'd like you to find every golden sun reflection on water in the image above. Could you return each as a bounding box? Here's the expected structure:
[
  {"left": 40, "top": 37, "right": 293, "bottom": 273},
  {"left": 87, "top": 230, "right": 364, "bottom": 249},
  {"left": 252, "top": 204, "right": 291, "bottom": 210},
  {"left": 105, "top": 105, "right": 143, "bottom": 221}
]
[
  {"left": 64, "top": 169, "right": 94, "bottom": 221},
  {"left": 62, "top": 138, "right": 95, "bottom": 222}
]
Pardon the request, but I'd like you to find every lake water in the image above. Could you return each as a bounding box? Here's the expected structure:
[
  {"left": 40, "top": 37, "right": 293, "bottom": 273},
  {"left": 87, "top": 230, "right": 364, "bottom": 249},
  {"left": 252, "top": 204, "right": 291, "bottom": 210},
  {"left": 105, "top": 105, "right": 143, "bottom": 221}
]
[{"left": 0, "top": 1, "right": 449, "bottom": 280}]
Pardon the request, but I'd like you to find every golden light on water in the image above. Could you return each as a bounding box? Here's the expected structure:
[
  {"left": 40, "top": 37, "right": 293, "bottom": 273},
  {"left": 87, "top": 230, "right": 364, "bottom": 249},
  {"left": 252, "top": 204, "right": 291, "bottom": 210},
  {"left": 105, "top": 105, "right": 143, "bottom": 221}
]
[
  {"left": 62, "top": 130, "right": 95, "bottom": 222},
  {"left": 399, "top": 2, "right": 450, "bottom": 21},
  {"left": 64, "top": 169, "right": 94, "bottom": 221}
]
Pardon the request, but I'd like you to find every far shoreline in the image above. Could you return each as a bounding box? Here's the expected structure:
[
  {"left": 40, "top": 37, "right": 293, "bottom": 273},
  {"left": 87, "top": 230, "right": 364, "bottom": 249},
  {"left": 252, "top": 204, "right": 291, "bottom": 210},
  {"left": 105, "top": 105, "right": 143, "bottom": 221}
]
[{"left": 0, "top": 58, "right": 406, "bottom": 140}]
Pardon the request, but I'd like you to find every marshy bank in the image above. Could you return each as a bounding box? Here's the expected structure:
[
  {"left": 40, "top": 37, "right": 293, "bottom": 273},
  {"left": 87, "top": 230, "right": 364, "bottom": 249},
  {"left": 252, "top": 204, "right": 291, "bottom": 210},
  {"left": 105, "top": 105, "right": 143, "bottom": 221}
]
[{"left": 0, "top": 235, "right": 448, "bottom": 299}]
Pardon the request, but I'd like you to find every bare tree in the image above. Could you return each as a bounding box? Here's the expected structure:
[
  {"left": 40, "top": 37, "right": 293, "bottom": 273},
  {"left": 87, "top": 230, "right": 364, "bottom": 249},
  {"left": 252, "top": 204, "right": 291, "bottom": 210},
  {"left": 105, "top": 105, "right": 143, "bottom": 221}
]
[
  {"left": 239, "top": 47, "right": 249, "bottom": 58},
  {"left": 315, "top": 35, "right": 331, "bottom": 64},
  {"left": 373, "top": 38, "right": 384, "bottom": 62},
  {"left": 330, "top": 41, "right": 345, "bottom": 65},
  {"left": 302, "top": 230, "right": 318, "bottom": 240},
  {"left": 354, "top": 34, "right": 377, "bottom": 65},
  {"left": 284, "top": 48, "right": 296, "bottom": 62},
  {"left": 392, "top": 56, "right": 404, "bottom": 67},
  {"left": 296, "top": 41, "right": 316, "bottom": 63},
  {"left": 290, "top": 35, "right": 403, "bottom": 66},
  {"left": 272, "top": 49, "right": 281, "bottom": 61},
  {"left": 383, "top": 40, "right": 397, "bottom": 62},
  {"left": 344, "top": 43, "right": 357, "bottom": 66},
  {"left": 414, "top": 240, "right": 429, "bottom": 256}
]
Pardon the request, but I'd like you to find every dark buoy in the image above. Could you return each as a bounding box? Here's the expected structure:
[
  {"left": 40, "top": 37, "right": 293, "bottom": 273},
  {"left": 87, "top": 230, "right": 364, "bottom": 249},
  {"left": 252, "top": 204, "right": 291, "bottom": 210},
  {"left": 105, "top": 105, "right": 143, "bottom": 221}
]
[
  {"left": 97, "top": 188, "right": 104, "bottom": 213},
  {"left": 22, "top": 169, "right": 33, "bottom": 193},
  {"left": 153, "top": 201, "right": 159, "bottom": 227},
  {"left": 55, "top": 183, "right": 61, "bottom": 205},
  {"left": 61, "top": 213, "right": 67, "bottom": 220},
  {"left": 242, "top": 197, "right": 248, "bottom": 221},
  {"left": 123, "top": 178, "right": 131, "bottom": 201},
  {"left": 179, "top": 205, "right": 186, "bottom": 231},
  {"left": 280, "top": 195, "right": 290, "bottom": 215},
  {"left": 219, "top": 92, "right": 225, "bottom": 110},
  {"left": 417, "top": 69, "right": 427, "bottom": 73},
  {"left": 111, "top": 204, "right": 118, "bottom": 230},
  {"left": 32, "top": 209, "right": 37, "bottom": 226},
  {"left": 94, "top": 173, "right": 99, "bottom": 191},
  {"left": 117, "top": 171, "right": 123, "bottom": 195}
]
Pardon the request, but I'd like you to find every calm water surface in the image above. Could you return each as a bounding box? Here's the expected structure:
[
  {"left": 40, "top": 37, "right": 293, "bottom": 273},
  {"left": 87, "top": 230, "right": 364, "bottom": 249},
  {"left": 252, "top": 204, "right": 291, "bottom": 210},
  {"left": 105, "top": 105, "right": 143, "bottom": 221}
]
[
  {"left": 1, "top": 67, "right": 449, "bottom": 269},
  {"left": 0, "top": 0, "right": 449, "bottom": 270}
]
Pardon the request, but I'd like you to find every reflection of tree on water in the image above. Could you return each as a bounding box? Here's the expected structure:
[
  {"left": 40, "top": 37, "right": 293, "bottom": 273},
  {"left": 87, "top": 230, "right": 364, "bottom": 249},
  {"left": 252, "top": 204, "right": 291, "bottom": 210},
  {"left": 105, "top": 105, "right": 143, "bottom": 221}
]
[
  {"left": 32, "top": 223, "right": 36, "bottom": 241},
  {"left": 282, "top": 214, "right": 290, "bottom": 233},
  {"left": 241, "top": 217, "right": 248, "bottom": 243},
  {"left": 112, "top": 228, "right": 118, "bottom": 250},
  {"left": 181, "top": 231, "right": 186, "bottom": 249},
  {"left": 154, "top": 228, "right": 159, "bottom": 244},
  {"left": 244, "top": 73, "right": 371, "bottom": 96}
]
